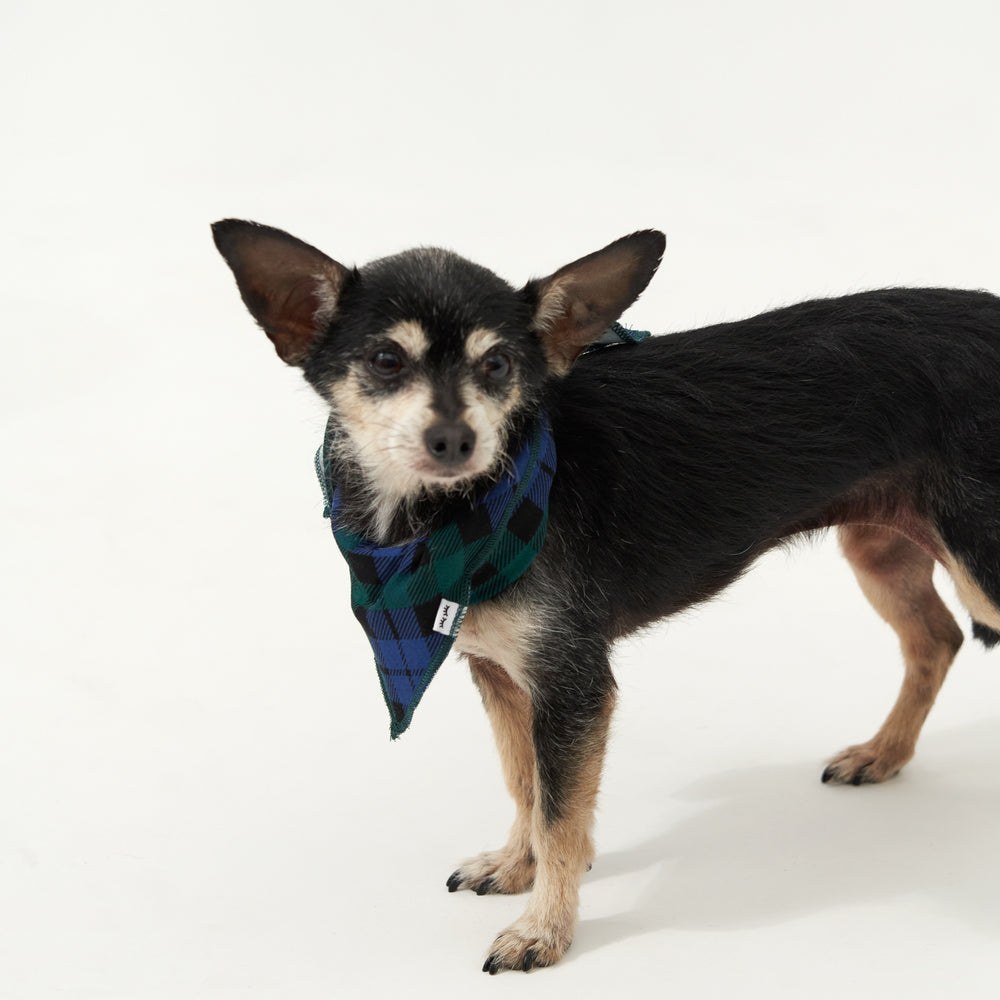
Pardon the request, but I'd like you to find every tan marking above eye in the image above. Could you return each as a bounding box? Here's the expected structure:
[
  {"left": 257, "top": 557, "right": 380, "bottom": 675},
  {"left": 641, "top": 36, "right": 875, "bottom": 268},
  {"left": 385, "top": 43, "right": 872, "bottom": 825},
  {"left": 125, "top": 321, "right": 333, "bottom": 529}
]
[
  {"left": 384, "top": 319, "right": 430, "bottom": 360},
  {"left": 465, "top": 327, "right": 504, "bottom": 361}
]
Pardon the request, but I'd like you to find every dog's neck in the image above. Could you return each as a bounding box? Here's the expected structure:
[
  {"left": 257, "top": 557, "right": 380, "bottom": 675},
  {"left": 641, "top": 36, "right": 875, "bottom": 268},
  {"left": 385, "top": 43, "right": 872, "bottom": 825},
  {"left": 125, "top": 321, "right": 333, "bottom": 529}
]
[
  {"left": 327, "top": 440, "right": 506, "bottom": 546},
  {"left": 328, "top": 412, "right": 534, "bottom": 546},
  {"left": 326, "top": 411, "right": 535, "bottom": 546},
  {"left": 331, "top": 460, "right": 479, "bottom": 545}
]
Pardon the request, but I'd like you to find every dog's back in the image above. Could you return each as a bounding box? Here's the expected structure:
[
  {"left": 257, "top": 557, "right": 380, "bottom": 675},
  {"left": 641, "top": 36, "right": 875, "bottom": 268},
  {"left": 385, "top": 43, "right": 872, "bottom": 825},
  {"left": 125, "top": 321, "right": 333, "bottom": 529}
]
[{"left": 546, "top": 287, "right": 1000, "bottom": 635}]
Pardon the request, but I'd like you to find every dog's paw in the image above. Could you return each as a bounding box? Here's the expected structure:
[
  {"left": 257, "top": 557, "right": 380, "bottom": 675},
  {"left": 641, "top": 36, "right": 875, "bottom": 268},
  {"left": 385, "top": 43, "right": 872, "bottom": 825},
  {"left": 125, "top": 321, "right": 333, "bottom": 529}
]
[
  {"left": 822, "top": 740, "right": 913, "bottom": 785},
  {"left": 447, "top": 848, "right": 535, "bottom": 896},
  {"left": 482, "top": 921, "right": 571, "bottom": 974}
]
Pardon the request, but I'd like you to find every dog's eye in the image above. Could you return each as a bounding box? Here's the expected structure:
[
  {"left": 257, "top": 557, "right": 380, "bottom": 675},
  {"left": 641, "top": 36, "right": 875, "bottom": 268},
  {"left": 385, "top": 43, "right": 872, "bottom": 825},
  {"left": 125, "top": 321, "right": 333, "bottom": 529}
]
[
  {"left": 369, "top": 349, "right": 406, "bottom": 379},
  {"left": 482, "top": 352, "right": 512, "bottom": 383}
]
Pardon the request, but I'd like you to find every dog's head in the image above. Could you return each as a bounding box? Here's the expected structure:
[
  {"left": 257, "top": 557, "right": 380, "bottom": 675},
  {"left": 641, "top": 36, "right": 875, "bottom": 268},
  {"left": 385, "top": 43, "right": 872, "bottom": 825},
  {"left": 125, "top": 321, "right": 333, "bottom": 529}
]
[{"left": 213, "top": 220, "right": 663, "bottom": 528}]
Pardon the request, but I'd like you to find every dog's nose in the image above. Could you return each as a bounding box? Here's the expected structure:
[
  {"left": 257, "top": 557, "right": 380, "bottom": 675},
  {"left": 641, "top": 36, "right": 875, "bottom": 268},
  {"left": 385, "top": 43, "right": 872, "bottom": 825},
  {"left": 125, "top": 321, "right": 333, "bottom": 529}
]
[{"left": 424, "top": 421, "right": 476, "bottom": 466}]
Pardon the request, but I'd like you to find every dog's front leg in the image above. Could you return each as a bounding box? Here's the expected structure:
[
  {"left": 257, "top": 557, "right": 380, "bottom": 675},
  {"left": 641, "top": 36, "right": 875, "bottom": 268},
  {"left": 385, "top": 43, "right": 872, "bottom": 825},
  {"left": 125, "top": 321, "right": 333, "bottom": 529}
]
[
  {"left": 482, "top": 645, "right": 616, "bottom": 973},
  {"left": 448, "top": 655, "right": 537, "bottom": 895}
]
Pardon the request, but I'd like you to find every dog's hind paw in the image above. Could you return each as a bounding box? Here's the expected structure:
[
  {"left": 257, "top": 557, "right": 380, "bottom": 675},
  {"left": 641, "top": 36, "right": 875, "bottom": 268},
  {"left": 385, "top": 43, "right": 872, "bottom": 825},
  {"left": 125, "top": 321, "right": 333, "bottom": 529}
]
[
  {"left": 482, "top": 922, "right": 570, "bottom": 974},
  {"left": 447, "top": 848, "right": 535, "bottom": 896},
  {"left": 822, "top": 739, "right": 913, "bottom": 785}
]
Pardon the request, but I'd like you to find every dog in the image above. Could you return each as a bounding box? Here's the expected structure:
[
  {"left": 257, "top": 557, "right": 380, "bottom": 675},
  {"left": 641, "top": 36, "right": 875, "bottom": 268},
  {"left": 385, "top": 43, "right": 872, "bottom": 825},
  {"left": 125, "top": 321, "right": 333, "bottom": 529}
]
[{"left": 213, "top": 219, "right": 1000, "bottom": 973}]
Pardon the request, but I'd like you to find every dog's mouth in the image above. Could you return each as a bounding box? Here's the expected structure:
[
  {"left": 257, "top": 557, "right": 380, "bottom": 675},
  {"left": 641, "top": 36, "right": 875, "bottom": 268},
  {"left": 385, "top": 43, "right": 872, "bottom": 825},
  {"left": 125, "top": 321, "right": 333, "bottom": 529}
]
[
  {"left": 414, "top": 456, "right": 488, "bottom": 486},
  {"left": 338, "top": 409, "right": 503, "bottom": 504}
]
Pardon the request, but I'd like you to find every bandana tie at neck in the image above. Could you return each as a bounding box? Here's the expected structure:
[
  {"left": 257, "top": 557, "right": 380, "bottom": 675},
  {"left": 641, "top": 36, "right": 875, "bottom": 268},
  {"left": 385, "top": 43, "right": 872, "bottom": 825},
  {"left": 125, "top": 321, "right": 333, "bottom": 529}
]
[{"left": 316, "top": 415, "right": 557, "bottom": 738}]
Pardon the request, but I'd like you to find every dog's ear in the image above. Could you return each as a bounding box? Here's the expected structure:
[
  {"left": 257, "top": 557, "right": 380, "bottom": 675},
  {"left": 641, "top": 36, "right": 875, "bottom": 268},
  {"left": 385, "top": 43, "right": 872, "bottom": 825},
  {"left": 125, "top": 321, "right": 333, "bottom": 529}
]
[
  {"left": 524, "top": 230, "right": 665, "bottom": 374},
  {"left": 212, "top": 219, "right": 352, "bottom": 366}
]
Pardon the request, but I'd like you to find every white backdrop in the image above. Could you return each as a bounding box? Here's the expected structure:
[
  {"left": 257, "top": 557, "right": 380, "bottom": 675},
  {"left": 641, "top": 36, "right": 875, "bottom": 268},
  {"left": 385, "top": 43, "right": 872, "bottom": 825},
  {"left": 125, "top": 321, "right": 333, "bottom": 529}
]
[{"left": 4, "top": 1, "right": 1000, "bottom": 997}]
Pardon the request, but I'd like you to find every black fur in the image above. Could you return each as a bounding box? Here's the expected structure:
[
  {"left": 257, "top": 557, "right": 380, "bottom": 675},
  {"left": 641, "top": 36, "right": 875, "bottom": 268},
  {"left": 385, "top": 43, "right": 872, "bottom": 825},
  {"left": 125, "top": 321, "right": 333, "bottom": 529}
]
[
  {"left": 517, "top": 288, "right": 1000, "bottom": 819},
  {"left": 544, "top": 288, "right": 1000, "bottom": 635},
  {"left": 973, "top": 621, "right": 1000, "bottom": 648}
]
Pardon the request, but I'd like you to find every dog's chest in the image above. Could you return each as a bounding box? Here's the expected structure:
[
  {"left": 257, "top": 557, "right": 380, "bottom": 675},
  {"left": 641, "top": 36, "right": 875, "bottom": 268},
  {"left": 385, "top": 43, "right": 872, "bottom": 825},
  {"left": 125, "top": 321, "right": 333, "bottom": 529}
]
[{"left": 455, "top": 600, "right": 536, "bottom": 690}]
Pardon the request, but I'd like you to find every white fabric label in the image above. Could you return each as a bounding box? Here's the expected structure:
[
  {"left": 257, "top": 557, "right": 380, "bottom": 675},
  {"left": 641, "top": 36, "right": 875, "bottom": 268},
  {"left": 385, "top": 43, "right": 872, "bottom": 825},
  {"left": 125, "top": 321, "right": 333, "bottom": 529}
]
[{"left": 433, "top": 599, "right": 461, "bottom": 635}]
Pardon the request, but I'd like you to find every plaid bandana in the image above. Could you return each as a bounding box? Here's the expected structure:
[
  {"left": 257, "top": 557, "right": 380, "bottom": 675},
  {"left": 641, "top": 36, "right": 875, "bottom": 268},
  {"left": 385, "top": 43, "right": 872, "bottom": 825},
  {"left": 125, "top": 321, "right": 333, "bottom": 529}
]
[
  {"left": 313, "top": 323, "right": 648, "bottom": 739},
  {"left": 316, "top": 415, "right": 556, "bottom": 738}
]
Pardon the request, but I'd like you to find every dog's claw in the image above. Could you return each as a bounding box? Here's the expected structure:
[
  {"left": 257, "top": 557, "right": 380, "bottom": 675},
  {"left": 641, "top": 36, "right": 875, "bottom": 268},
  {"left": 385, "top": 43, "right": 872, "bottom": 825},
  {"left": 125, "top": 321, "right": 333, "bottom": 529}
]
[
  {"left": 482, "top": 927, "right": 566, "bottom": 973},
  {"left": 824, "top": 738, "right": 915, "bottom": 786},
  {"left": 482, "top": 950, "right": 539, "bottom": 975},
  {"left": 447, "top": 849, "right": 536, "bottom": 896}
]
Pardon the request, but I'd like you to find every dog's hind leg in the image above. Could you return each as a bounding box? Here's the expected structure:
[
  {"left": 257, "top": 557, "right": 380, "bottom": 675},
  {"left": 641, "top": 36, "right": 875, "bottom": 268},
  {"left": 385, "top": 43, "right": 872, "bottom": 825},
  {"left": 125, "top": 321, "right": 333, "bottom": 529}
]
[
  {"left": 447, "top": 656, "right": 537, "bottom": 895},
  {"left": 824, "top": 524, "right": 965, "bottom": 785}
]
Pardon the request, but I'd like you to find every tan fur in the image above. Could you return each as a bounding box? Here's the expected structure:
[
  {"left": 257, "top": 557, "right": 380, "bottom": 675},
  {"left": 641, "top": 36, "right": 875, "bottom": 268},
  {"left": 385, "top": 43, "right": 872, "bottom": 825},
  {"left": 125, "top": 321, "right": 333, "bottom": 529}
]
[
  {"left": 325, "top": 375, "right": 441, "bottom": 537},
  {"left": 827, "top": 524, "right": 965, "bottom": 783},
  {"left": 325, "top": 377, "right": 512, "bottom": 541},
  {"left": 311, "top": 271, "right": 345, "bottom": 329},
  {"left": 531, "top": 278, "right": 574, "bottom": 375},
  {"left": 464, "top": 326, "right": 504, "bottom": 361},
  {"left": 454, "top": 378, "right": 507, "bottom": 477},
  {"left": 450, "top": 658, "right": 536, "bottom": 894},
  {"left": 485, "top": 689, "right": 615, "bottom": 971},
  {"left": 461, "top": 331, "right": 526, "bottom": 461},
  {"left": 455, "top": 600, "right": 538, "bottom": 693},
  {"left": 384, "top": 319, "right": 429, "bottom": 360}
]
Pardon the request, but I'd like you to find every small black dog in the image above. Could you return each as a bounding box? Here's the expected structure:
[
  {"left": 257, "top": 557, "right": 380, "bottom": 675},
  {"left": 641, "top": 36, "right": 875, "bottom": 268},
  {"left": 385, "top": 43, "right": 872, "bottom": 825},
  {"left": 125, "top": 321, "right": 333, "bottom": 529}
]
[{"left": 213, "top": 219, "right": 1000, "bottom": 973}]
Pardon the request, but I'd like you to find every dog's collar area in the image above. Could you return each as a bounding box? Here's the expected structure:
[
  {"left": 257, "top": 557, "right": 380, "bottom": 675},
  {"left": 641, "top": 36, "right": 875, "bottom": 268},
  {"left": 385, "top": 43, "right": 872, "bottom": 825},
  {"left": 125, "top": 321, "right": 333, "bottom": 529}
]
[
  {"left": 316, "top": 412, "right": 556, "bottom": 739},
  {"left": 586, "top": 321, "right": 650, "bottom": 351}
]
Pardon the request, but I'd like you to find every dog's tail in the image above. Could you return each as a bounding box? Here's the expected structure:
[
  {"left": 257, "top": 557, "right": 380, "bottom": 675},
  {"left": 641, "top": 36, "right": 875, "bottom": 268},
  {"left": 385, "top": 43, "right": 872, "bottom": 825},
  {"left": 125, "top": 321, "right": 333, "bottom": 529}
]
[{"left": 972, "top": 621, "right": 1000, "bottom": 648}]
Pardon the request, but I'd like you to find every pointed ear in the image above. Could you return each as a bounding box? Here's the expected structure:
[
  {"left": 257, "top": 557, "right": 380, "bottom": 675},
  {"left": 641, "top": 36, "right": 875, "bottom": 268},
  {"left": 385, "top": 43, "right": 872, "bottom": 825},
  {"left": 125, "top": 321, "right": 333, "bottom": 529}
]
[
  {"left": 212, "top": 219, "right": 353, "bottom": 366},
  {"left": 524, "top": 230, "right": 665, "bottom": 374}
]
